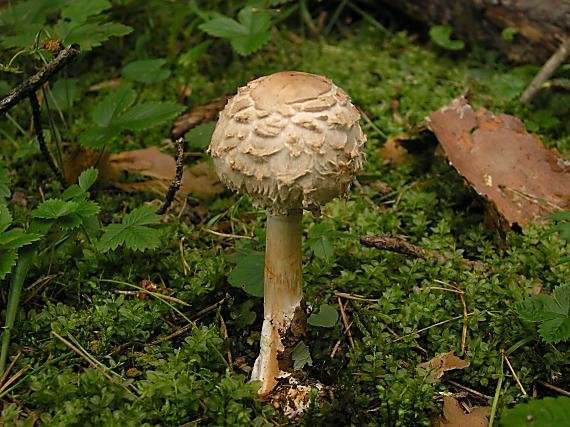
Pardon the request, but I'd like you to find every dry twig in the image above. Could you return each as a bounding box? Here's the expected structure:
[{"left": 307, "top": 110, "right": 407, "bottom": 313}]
[{"left": 157, "top": 137, "right": 185, "bottom": 215}]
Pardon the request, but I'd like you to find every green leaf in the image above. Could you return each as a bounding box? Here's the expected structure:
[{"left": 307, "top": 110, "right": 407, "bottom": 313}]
[
  {"left": 199, "top": 6, "right": 271, "bottom": 56},
  {"left": 185, "top": 122, "right": 216, "bottom": 150},
  {"left": 308, "top": 303, "right": 339, "bottom": 328},
  {"left": 98, "top": 206, "right": 161, "bottom": 253},
  {"left": 500, "top": 396, "right": 570, "bottom": 427},
  {"left": 291, "top": 341, "right": 312, "bottom": 370},
  {"left": 115, "top": 102, "right": 185, "bottom": 131},
  {"left": 308, "top": 235, "right": 334, "bottom": 260},
  {"left": 45, "top": 78, "right": 78, "bottom": 112},
  {"left": 64, "top": 22, "right": 133, "bottom": 52},
  {"left": 516, "top": 295, "right": 564, "bottom": 322},
  {"left": 550, "top": 210, "right": 570, "bottom": 221},
  {"left": 232, "top": 300, "right": 257, "bottom": 330},
  {"left": 501, "top": 27, "right": 518, "bottom": 41},
  {"left": 78, "top": 167, "right": 98, "bottom": 192},
  {"left": 122, "top": 59, "right": 171, "bottom": 83},
  {"left": 429, "top": 25, "right": 465, "bottom": 51},
  {"left": 0, "top": 206, "right": 12, "bottom": 232},
  {"left": 0, "top": 165, "right": 11, "bottom": 203},
  {"left": 0, "top": 250, "right": 18, "bottom": 280},
  {"left": 228, "top": 251, "right": 264, "bottom": 297},
  {"left": 75, "top": 200, "right": 100, "bottom": 217},
  {"left": 0, "top": 229, "right": 42, "bottom": 249},
  {"left": 61, "top": 0, "right": 111, "bottom": 24},
  {"left": 79, "top": 126, "right": 122, "bottom": 149},
  {"left": 179, "top": 41, "right": 211, "bottom": 66},
  {"left": 32, "top": 199, "right": 78, "bottom": 219},
  {"left": 554, "top": 284, "right": 570, "bottom": 315},
  {"left": 92, "top": 86, "right": 136, "bottom": 127},
  {"left": 122, "top": 206, "right": 161, "bottom": 226},
  {"left": 539, "top": 317, "right": 570, "bottom": 344}
]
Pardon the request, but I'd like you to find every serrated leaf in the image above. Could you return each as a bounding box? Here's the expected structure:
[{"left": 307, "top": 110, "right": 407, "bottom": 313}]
[
  {"left": 32, "top": 199, "right": 78, "bottom": 219},
  {"left": 0, "top": 229, "right": 42, "bottom": 249},
  {"left": 98, "top": 206, "right": 161, "bottom": 253},
  {"left": 292, "top": 341, "right": 312, "bottom": 370},
  {"left": 429, "top": 25, "right": 465, "bottom": 51},
  {"left": 500, "top": 396, "right": 570, "bottom": 427},
  {"left": 58, "top": 214, "right": 82, "bottom": 230},
  {"left": 75, "top": 200, "right": 100, "bottom": 217},
  {"left": 516, "top": 295, "right": 564, "bottom": 322},
  {"left": 122, "top": 206, "right": 161, "bottom": 226},
  {"left": 122, "top": 59, "right": 171, "bottom": 83},
  {"left": 0, "top": 205, "right": 12, "bottom": 232},
  {"left": 308, "top": 236, "right": 334, "bottom": 260},
  {"left": 115, "top": 102, "right": 185, "bottom": 131},
  {"left": 185, "top": 122, "right": 216, "bottom": 150},
  {"left": 538, "top": 318, "right": 570, "bottom": 344},
  {"left": 308, "top": 303, "right": 339, "bottom": 327},
  {"left": 61, "top": 0, "right": 111, "bottom": 24},
  {"left": 228, "top": 252, "right": 264, "bottom": 297},
  {"left": 78, "top": 167, "right": 98, "bottom": 192},
  {"left": 199, "top": 6, "right": 271, "bottom": 56},
  {"left": 64, "top": 22, "right": 133, "bottom": 52},
  {"left": 0, "top": 249, "right": 18, "bottom": 280},
  {"left": 554, "top": 284, "right": 570, "bottom": 315},
  {"left": 92, "top": 86, "right": 136, "bottom": 127}
]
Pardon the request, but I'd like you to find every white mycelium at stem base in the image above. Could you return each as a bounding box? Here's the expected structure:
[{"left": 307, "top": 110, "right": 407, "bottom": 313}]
[{"left": 208, "top": 71, "right": 366, "bottom": 395}]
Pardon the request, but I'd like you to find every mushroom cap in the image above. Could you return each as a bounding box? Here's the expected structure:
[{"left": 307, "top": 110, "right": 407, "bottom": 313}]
[{"left": 208, "top": 71, "right": 366, "bottom": 215}]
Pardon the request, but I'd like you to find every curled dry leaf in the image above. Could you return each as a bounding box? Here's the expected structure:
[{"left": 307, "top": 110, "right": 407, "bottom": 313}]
[
  {"left": 418, "top": 351, "right": 470, "bottom": 379},
  {"left": 378, "top": 136, "right": 411, "bottom": 165},
  {"left": 426, "top": 96, "right": 570, "bottom": 229},
  {"left": 171, "top": 95, "right": 232, "bottom": 139},
  {"left": 432, "top": 396, "right": 490, "bottom": 427}
]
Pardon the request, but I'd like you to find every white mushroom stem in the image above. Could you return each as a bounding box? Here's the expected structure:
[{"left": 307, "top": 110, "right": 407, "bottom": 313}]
[{"left": 251, "top": 210, "right": 303, "bottom": 395}]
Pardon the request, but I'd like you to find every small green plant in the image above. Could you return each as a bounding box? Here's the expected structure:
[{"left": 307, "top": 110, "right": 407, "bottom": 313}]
[
  {"left": 516, "top": 283, "right": 570, "bottom": 344},
  {"left": 429, "top": 25, "right": 465, "bottom": 51},
  {"left": 199, "top": 6, "right": 272, "bottom": 56},
  {"left": 79, "top": 84, "right": 184, "bottom": 149}
]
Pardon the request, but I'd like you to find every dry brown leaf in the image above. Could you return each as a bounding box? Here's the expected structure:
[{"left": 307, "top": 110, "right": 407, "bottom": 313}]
[
  {"left": 64, "top": 149, "right": 117, "bottom": 184},
  {"left": 378, "top": 136, "right": 412, "bottom": 165},
  {"left": 426, "top": 96, "right": 570, "bottom": 229},
  {"left": 432, "top": 396, "right": 490, "bottom": 427},
  {"left": 108, "top": 147, "right": 223, "bottom": 197},
  {"left": 171, "top": 95, "right": 231, "bottom": 139},
  {"left": 418, "top": 351, "right": 470, "bottom": 379}
]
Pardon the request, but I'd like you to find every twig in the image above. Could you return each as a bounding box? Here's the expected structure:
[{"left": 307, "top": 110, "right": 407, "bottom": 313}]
[
  {"left": 338, "top": 297, "right": 355, "bottom": 349},
  {"left": 179, "top": 237, "right": 191, "bottom": 275},
  {"left": 0, "top": 352, "right": 21, "bottom": 387},
  {"left": 0, "top": 44, "right": 81, "bottom": 116},
  {"left": 330, "top": 339, "right": 342, "bottom": 358},
  {"left": 391, "top": 314, "right": 474, "bottom": 343},
  {"left": 538, "top": 380, "right": 570, "bottom": 398},
  {"left": 218, "top": 312, "right": 233, "bottom": 371},
  {"left": 157, "top": 137, "right": 185, "bottom": 215},
  {"left": 202, "top": 227, "right": 256, "bottom": 240},
  {"left": 446, "top": 379, "right": 493, "bottom": 401},
  {"left": 501, "top": 349, "right": 527, "bottom": 396},
  {"left": 520, "top": 38, "right": 570, "bottom": 103},
  {"left": 51, "top": 331, "right": 135, "bottom": 396},
  {"left": 360, "top": 235, "right": 486, "bottom": 270},
  {"left": 351, "top": 372, "right": 385, "bottom": 379},
  {"left": 111, "top": 289, "right": 191, "bottom": 307},
  {"left": 459, "top": 293, "right": 468, "bottom": 353},
  {"left": 335, "top": 291, "right": 380, "bottom": 302},
  {"left": 29, "top": 92, "right": 65, "bottom": 184},
  {"left": 0, "top": 364, "right": 30, "bottom": 396}
]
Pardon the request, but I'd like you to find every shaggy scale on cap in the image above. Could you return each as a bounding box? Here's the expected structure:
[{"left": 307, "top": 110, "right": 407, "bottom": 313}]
[{"left": 208, "top": 71, "right": 366, "bottom": 214}]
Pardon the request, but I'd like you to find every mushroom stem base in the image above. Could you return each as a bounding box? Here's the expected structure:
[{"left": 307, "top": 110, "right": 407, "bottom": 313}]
[{"left": 251, "top": 211, "right": 304, "bottom": 396}]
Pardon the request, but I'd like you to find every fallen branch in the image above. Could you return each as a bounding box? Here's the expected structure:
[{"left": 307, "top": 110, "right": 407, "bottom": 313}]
[
  {"left": 157, "top": 137, "right": 185, "bottom": 215},
  {"left": 520, "top": 38, "right": 570, "bottom": 104},
  {"left": 0, "top": 44, "right": 80, "bottom": 116},
  {"left": 360, "top": 234, "right": 486, "bottom": 270},
  {"left": 29, "top": 93, "right": 65, "bottom": 184}
]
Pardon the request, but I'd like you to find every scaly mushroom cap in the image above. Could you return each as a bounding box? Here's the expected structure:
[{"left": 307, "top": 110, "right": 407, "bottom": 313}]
[{"left": 208, "top": 71, "right": 366, "bottom": 214}]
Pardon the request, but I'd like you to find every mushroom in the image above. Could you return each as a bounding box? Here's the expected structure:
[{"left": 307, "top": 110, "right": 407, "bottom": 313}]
[{"left": 208, "top": 71, "right": 366, "bottom": 395}]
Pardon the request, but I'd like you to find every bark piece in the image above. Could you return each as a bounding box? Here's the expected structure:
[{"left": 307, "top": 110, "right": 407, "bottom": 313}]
[{"left": 426, "top": 96, "right": 570, "bottom": 229}]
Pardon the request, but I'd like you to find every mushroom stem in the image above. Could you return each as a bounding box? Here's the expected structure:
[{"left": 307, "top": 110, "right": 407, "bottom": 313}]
[{"left": 251, "top": 210, "right": 304, "bottom": 395}]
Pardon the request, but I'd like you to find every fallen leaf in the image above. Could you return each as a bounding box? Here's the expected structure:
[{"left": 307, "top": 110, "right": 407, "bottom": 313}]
[
  {"left": 378, "top": 136, "right": 412, "bottom": 165},
  {"left": 64, "top": 149, "right": 116, "bottom": 184},
  {"left": 432, "top": 396, "right": 490, "bottom": 427},
  {"left": 108, "top": 147, "right": 223, "bottom": 196},
  {"left": 426, "top": 96, "right": 570, "bottom": 229},
  {"left": 171, "top": 95, "right": 231, "bottom": 139},
  {"left": 418, "top": 351, "right": 470, "bottom": 379}
]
